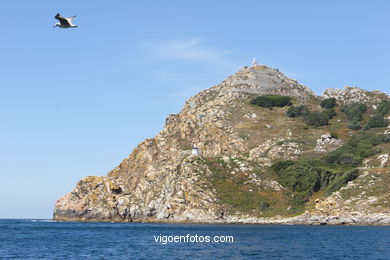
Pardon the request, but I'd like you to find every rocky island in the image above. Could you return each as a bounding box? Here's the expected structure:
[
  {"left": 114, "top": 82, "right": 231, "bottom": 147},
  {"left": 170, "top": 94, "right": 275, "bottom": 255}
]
[{"left": 54, "top": 65, "right": 390, "bottom": 225}]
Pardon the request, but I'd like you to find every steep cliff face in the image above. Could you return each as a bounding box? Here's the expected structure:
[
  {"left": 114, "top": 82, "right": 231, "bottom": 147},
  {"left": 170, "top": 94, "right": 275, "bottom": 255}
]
[{"left": 54, "top": 65, "right": 390, "bottom": 224}]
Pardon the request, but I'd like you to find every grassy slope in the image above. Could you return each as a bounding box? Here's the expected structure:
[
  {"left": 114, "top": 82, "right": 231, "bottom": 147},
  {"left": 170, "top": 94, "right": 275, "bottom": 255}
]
[{"left": 202, "top": 96, "right": 390, "bottom": 217}]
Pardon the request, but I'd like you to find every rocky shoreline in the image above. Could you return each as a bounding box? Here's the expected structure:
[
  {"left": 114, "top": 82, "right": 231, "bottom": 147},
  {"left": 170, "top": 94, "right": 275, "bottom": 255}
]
[{"left": 53, "top": 212, "right": 390, "bottom": 226}]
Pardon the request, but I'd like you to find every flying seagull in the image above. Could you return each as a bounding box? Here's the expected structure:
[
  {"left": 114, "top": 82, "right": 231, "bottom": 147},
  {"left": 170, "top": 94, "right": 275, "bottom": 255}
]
[{"left": 53, "top": 13, "right": 78, "bottom": 28}]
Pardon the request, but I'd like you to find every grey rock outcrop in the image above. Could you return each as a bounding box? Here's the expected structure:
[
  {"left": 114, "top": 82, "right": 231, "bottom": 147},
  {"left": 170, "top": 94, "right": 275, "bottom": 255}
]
[{"left": 323, "top": 86, "right": 387, "bottom": 105}]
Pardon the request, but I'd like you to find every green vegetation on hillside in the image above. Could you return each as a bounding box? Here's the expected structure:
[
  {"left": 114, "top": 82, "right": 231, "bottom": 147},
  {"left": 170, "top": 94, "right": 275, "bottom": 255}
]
[
  {"left": 286, "top": 104, "right": 337, "bottom": 127},
  {"left": 203, "top": 158, "right": 301, "bottom": 217},
  {"left": 322, "top": 132, "right": 388, "bottom": 166},
  {"left": 204, "top": 95, "right": 390, "bottom": 217},
  {"left": 348, "top": 120, "right": 362, "bottom": 130},
  {"left": 362, "top": 100, "right": 390, "bottom": 130},
  {"left": 286, "top": 105, "right": 309, "bottom": 117},
  {"left": 322, "top": 109, "right": 337, "bottom": 120},
  {"left": 303, "top": 112, "right": 330, "bottom": 126},
  {"left": 203, "top": 133, "right": 389, "bottom": 216},
  {"left": 320, "top": 98, "right": 337, "bottom": 109},
  {"left": 285, "top": 99, "right": 389, "bottom": 130},
  {"left": 341, "top": 103, "right": 367, "bottom": 130},
  {"left": 339, "top": 100, "right": 390, "bottom": 130},
  {"left": 342, "top": 103, "right": 367, "bottom": 120},
  {"left": 377, "top": 100, "right": 390, "bottom": 115},
  {"left": 250, "top": 95, "right": 292, "bottom": 108},
  {"left": 363, "top": 114, "right": 388, "bottom": 130},
  {"left": 301, "top": 109, "right": 336, "bottom": 126},
  {"left": 271, "top": 132, "right": 390, "bottom": 206}
]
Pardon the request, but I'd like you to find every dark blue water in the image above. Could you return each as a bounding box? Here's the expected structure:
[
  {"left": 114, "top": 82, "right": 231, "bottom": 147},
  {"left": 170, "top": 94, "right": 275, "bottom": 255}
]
[{"left": 0, "top": 219, "right": 389, "bottom": 259}]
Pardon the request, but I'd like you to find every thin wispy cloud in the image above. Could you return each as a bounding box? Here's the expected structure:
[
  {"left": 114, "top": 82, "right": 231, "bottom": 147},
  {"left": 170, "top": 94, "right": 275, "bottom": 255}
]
[
  {"left": 143, "top": 38, "right": 235, "bottom": 67},
  {"left": 142, "top": 38, "right": 241, "bottom": 106},
  {"left": 146, "top": 85, "right": 206, "bottom": 106},
  {"left": 168, "top": 86, "right": 205, "bottom": 98},
  {"left": 153, "top": 69, "right": 189, "bottom": 82}
]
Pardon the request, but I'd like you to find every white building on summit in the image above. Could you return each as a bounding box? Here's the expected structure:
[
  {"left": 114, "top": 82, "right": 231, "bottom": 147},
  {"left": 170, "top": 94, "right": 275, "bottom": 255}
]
[{"left": 252, "top": 57, "right": 257, "bottom": 66}]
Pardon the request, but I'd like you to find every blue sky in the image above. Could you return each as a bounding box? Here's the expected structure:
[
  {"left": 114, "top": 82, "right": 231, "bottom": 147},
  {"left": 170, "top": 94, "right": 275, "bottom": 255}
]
[{"left": 0, "top": 1, "right": 389, "bottom": 218}]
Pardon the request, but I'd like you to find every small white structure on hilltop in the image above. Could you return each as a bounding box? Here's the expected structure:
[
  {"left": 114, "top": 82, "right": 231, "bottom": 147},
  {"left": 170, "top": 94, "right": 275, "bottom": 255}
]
[
  {"left": 252, "top": 57, "right": 257, "bottom": 66},
  {"left": 192, "top": 146, "right": 200, "bottom": 156}
]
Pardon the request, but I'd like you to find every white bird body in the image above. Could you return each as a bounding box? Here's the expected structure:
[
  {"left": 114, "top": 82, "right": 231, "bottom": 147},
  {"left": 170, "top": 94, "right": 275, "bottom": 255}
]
[{"left": 54, "top": 13, "right": 78, "bottom": 28}]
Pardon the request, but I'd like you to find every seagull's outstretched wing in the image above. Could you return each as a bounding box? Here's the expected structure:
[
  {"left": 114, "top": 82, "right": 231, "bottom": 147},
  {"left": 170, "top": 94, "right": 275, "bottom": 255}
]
[
  {"left": 55, "top": 13, "right": 71, "bottom": 26},
  {"left": 68, "top": 15, "right": 77, "bottom": 22}
]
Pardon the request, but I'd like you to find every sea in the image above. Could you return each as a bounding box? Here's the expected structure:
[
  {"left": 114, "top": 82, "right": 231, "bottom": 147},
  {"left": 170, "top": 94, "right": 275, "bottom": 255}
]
[{"left": 0, "top": 219, "right": 389, "bottom": 259}]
